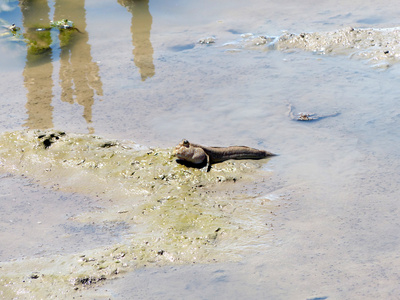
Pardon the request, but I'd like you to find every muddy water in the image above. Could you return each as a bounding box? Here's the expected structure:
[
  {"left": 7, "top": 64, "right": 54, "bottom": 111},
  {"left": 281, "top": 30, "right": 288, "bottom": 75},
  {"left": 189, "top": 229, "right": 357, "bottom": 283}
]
[
  {"left": 0, "top": 173, "right": 128, "bottom": 261},
  {"left": 1, "top": 0, "right": 400, "bottom": 299}
]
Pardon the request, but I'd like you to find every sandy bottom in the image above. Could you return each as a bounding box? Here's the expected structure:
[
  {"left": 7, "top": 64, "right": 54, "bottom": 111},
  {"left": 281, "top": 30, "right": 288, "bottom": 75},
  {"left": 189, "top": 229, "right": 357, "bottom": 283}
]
[{"left": 1, "top": 0, "right": 400, "bottom": 298}]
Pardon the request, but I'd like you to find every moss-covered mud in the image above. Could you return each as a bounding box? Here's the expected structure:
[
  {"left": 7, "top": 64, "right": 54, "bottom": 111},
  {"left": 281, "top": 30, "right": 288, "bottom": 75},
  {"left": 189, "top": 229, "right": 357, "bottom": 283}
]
[
  {"left": 225, "top": 26, "right": 400, "bottom": 68},
  {"left": 1, "top": 18, "right": 80, "bottom": 57},
  {"left": 0, "top": 130, "right": 276, "bottom": 298}
]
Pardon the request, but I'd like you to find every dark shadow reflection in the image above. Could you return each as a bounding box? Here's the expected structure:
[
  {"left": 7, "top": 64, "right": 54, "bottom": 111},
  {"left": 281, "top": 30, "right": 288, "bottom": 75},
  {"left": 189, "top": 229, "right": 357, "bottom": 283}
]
[
  {"left": 20, "top": 0, "right": 54, "bottom": 129},
  {"left": 118, "top": 0, "right": 155, "bottom": 81},
  {"left": 54, "top": 0, "right": 103, "bottom": 133}
]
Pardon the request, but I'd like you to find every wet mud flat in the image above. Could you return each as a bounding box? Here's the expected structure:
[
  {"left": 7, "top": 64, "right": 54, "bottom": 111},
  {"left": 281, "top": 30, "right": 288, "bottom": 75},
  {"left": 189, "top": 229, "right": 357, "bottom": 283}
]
[
  {"left": 0, "top": 130, "right": 277, "bottom": 298},
  {"left": 223, "top": 26, "right": 400, "bottom": 68}
]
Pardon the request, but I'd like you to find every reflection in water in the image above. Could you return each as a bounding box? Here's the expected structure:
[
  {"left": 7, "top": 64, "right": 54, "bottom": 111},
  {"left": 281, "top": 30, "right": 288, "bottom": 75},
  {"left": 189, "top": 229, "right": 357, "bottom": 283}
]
[
  {"left": 20, "top": 0, "right": 54, "bottom": 129},
  {"left": 19, "top": 0, "right": 102, "bottom": 133},
  {"left": 18, "top": 0, "right": 153, "bottom": 132},
  {"left": 119, "top": 0, "right": 155, "bottom": 81},
  {"left": 54, "top": 0, "right": 103, "bottom": 133}
]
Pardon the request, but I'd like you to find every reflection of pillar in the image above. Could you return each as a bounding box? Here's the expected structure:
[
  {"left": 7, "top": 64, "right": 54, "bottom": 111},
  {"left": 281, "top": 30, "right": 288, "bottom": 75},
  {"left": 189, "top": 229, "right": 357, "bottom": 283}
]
[
  {"left": 119, "top": 0, "right": 155, "bottom": 81},
  {"left": 20, "top": 0, "right": 54, "bottom": 129},
  {"left": 54, "top": 0, "right": 103, "bottom": 132}
]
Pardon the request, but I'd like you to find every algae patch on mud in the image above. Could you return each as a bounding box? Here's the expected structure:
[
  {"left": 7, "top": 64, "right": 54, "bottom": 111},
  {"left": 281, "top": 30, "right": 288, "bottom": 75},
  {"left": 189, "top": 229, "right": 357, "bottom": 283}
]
[{"left": 0, "top": 130, "right": 276, "bottom": 298}]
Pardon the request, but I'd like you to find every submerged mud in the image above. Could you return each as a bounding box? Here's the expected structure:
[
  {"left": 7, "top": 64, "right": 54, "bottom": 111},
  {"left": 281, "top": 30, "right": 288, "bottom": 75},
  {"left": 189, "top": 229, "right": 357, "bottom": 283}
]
[
  {"left": 224, "top": 26, "right": 400, "bottom": 67},
  {"left": 0, "top": 130, "right": 276, "bottom": 298}
]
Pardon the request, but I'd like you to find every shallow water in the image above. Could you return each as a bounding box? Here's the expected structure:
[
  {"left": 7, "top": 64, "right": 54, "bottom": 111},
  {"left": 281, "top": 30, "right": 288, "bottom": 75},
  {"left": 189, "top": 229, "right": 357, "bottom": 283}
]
[
  {"left": 1, "top": 0, "right": 400, "bottom": 298},
  {"left": 0, "top": 173, "right": 129, "bottom": 261}
]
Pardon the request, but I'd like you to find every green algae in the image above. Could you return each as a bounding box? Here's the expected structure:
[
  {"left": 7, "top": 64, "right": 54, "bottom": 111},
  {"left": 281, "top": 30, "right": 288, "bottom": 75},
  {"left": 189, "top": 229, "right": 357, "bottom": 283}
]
[
  {"left": 24, "top": 25, "right": 52, "bottom": 55},
  {"left": 1, "top": 19, "right": 79, "bottom": 58},
  {"left": 0, "top": 130, "right": 276, "bottom": 298}
]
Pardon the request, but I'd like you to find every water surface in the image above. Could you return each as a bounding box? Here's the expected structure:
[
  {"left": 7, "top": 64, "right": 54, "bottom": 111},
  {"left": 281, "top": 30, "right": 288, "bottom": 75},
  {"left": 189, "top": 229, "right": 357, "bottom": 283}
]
[{"left": 1, "top": 0, "right": 400, "bottom": 298}]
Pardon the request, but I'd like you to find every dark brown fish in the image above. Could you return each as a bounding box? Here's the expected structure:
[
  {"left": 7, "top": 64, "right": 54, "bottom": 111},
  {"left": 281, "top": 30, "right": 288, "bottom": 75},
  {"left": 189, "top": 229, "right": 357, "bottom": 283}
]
[{"left": 174, "top": 139, "right": 275, "bottom": 171}]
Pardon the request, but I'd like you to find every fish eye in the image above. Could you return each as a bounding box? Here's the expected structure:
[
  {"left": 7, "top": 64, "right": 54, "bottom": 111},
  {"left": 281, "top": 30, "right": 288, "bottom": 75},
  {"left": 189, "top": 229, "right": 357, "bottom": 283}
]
[{"left": 182, "top": 139, "right": 189, "bottom": 146}]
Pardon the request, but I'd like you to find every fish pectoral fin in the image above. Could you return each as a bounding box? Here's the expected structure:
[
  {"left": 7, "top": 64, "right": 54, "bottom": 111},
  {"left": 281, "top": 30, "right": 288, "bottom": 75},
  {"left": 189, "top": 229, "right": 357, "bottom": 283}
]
[
  {"left": 200, "top": 155, "right": 211, "bottom": 172},
  {"left": 205, "top": 153, "right": 211, "bottom": 172}
]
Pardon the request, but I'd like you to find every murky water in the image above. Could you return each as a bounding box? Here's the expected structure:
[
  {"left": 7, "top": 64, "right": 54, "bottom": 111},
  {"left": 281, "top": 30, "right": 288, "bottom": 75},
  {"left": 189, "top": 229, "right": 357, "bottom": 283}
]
[
  {"left": 0, "top": 173, "right": 130, "bottom": 261},
  {"left": 1, "top": 0, "right": 400, "bottom": 299}
]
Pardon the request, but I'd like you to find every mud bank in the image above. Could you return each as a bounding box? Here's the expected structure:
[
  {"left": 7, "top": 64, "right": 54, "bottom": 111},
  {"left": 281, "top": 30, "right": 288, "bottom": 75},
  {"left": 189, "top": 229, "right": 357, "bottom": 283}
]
[
  {"left": 0, "top": 130, "right": 276, "bottom": 298},
  {"left": 224, "top": 26, "right": 400, "bottom": 67}
]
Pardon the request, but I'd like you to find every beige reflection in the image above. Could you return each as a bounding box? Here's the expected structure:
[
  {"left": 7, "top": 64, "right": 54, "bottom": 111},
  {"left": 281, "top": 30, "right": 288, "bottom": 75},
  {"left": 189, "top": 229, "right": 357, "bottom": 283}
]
[
  {"left": 20, "top": 0, "right": 54, "bottom": 129},
  {"left": 54, "top": 0, "right": 103, "bottom": 133},
  {"left": 20, "top": 0, "right": 102, "bottom": 133},
  {"left": 119, "top": 0, "right": 155, "bottom": 81}
]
